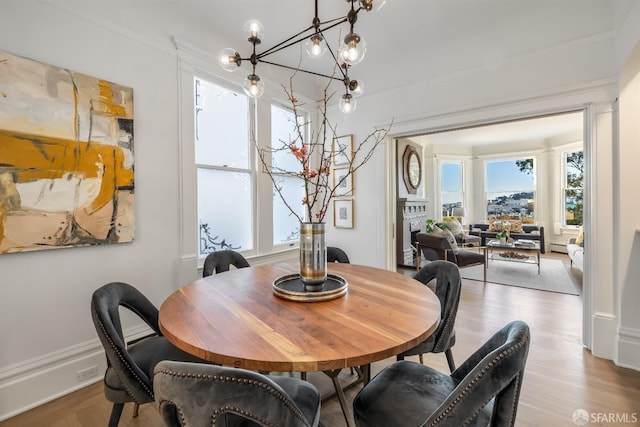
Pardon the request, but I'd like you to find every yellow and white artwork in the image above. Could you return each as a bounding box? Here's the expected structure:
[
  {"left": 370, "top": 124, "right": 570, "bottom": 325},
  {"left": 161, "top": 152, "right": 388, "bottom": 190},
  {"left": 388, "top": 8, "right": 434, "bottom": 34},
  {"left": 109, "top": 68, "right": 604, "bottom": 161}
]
[{"left": 0, "top": 50, "right": 135, "bottom": 253}]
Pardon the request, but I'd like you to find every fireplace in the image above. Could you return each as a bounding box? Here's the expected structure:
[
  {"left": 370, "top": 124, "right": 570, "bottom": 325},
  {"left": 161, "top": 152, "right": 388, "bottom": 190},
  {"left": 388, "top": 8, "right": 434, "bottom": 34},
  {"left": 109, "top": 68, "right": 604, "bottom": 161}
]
[{"left": 396, "top": 199, "right": 429, "bottom": 267}]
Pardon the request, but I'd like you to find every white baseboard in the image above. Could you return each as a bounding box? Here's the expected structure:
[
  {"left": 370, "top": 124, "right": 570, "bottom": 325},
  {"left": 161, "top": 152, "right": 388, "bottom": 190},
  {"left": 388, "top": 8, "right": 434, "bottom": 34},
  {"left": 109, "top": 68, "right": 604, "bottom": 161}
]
[
  {"left": 591, "top": 311, "right": 617, "bottom": 360},
  {"left": 550, "top": 242, "right": 569, "bottom": 253},
  {"left": 617, "top": 326, "right": 640, "bottom": 371},
  {"left": 0, "top": 324, "right": 151, "bottom": 421}
]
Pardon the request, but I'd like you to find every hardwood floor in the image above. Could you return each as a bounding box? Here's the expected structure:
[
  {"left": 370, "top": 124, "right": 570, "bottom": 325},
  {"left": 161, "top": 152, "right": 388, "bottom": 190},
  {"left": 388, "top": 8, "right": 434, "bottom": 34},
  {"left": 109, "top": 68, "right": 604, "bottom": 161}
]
[{"left": 2, "top": 254, "right": 638, "bottom": 427}]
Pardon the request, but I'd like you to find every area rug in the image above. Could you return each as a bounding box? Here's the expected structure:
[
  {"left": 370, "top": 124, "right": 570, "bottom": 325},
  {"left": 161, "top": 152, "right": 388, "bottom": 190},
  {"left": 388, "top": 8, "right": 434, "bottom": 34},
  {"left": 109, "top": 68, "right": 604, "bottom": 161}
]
[{"left": 461, "top": 258, "right": 579, "bottom": 295}]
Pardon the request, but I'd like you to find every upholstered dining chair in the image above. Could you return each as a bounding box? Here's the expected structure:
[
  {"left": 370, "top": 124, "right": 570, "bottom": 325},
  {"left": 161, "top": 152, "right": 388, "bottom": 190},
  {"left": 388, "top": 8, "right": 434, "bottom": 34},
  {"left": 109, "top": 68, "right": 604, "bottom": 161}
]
[
  {"left": 327, "top": 246, "right": 350, "bottom": 263},
  {"left": 396, "top": 260, "right": 461, "bottom": 372},
  {"left": 91, "top": 282, "right": 206, "bottom": 427},
  {"left": 202, "top": 249, "right": 250, "bottom": 277},
  {"left": 353, "top": 320, "right": 530, "bottom": 427},
  {"left": 154, "top": 360, "right": 321, "bottom": 427}
]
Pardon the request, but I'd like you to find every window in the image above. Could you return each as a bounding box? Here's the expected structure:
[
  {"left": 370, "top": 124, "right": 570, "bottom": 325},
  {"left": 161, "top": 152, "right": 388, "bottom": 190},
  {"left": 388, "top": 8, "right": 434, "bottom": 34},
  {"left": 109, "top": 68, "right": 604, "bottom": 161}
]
[
  {"left": 485, "top": 158, "right": 535, "bottom": 220},
  {"left": 193, "top": 75, "right": 312, "bottom": 259},
  {"left": 195, "top": 78, "right": 253, "bottom": 257},
  {"left": 440, "top": 162, "right": 464, "bottom": 217},
  {"left": 564, "top": 150, "right": 583, "bottom": 226},
  {"left": 271, "top": 104, "right": 305, "bottom": 245}
]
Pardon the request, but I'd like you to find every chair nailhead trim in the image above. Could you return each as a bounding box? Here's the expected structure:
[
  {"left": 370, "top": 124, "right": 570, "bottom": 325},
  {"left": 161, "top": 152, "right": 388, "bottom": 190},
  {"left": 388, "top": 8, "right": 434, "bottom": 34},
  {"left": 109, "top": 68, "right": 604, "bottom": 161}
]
[
  {"left": 156, "top": 368, "right": 311, "bottom": 427},
  {"left": 96, "top": 316, "right": 153, "bottom": 401},
  {"left": 429, "top": 334, "right": 529, "bottom": 427},
  {"left": 159, "top": 399, "right": 188, "bottom": 426}
]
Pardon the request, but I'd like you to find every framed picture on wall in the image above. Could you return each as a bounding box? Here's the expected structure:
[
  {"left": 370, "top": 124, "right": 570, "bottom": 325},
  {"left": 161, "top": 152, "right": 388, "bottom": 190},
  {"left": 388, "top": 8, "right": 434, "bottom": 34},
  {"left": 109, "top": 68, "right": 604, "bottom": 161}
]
[
  {"left": 332, "top": 167, "right": 353, "bottom": 196},
  {"left": 334, "top": 200, "right": 354, "bottom": 229},
  {"left": 332, "top": 134, "right": 353, "bottom": 165},
  {"left": 0, "top": 50, "right": 135, "bottom": 254}
]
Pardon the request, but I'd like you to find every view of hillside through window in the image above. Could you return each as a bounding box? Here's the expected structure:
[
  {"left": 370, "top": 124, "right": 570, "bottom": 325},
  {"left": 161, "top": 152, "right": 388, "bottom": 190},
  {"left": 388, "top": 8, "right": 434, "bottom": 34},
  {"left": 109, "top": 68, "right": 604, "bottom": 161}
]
[{"left": 486, "top": 158, "right": 535, "bottom": 219}]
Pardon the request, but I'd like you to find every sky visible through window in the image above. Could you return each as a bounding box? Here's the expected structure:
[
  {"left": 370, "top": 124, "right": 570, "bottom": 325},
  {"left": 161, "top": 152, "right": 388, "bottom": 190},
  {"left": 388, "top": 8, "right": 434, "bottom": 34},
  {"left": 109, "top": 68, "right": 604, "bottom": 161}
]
[
  {"left": 440, "top": 160, "right": 534, "bottom": 196},
  {"left": 486, "top": 160, "right": 534, "bottom": 194},
  {"left": 441, "top": 163, "right": 462, "bottom": 193}
]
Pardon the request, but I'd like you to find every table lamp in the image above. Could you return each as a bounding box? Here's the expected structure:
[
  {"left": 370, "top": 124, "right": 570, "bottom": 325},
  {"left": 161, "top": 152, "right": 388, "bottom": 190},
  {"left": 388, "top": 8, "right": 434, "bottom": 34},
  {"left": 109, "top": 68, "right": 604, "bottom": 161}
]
[{"left": 452, "top": 207, "right": 466, "bottom": 224}]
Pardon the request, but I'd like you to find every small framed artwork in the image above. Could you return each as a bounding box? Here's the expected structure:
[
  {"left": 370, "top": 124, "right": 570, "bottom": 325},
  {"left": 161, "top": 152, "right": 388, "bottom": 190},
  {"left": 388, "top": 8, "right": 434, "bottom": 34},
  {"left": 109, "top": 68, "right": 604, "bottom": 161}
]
[
  {"left": 333, "top": 167, "right": 353, "bottom": 196},
  {"left": 334, "top": 199, "right": 354, "bottom": 229},
  {"left": 332, "top": 134, "right": 353, "bottom": 165}
]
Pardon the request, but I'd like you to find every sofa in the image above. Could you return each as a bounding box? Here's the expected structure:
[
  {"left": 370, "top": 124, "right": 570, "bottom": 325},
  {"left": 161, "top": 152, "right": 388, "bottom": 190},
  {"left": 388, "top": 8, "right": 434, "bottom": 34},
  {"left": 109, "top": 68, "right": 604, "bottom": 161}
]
[
  {"left": 567, "top": 237, "right": 584, "bottom": 272},
  {"left": 468, "top": 223, "right": 546, "bottom": 253}
]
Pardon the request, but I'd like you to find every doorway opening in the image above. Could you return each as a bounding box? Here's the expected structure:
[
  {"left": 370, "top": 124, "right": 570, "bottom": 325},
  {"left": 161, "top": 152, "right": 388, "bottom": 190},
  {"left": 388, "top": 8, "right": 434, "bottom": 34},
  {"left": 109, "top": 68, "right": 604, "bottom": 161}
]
[{"left": 388, "top": 108, "right": 587, "bottom": 326}]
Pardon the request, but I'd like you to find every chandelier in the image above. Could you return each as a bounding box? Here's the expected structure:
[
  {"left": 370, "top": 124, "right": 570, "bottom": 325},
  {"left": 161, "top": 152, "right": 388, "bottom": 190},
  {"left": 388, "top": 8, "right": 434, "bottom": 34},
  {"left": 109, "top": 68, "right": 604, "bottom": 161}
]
[{"left": 218, "top": 0, "right": 386, "bottom": 113}]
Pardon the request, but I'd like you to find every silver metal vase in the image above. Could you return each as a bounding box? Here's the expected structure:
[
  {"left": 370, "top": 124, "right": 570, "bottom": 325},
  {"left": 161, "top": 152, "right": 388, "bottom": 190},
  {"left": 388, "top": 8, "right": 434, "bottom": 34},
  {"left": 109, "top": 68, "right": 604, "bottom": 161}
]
[{"left": 299, "top": 222, "right": 327, "bottom": 291}]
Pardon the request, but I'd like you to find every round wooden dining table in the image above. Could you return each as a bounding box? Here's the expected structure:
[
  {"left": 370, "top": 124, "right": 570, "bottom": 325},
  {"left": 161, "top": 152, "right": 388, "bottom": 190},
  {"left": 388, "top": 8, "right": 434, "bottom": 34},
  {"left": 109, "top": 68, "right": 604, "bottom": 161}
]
[
  {"left": 159, "top": 262, "right": 441, "bottom": 373},
  {"left": 159, "top": 262, "right": 440, "bottom": 426}
]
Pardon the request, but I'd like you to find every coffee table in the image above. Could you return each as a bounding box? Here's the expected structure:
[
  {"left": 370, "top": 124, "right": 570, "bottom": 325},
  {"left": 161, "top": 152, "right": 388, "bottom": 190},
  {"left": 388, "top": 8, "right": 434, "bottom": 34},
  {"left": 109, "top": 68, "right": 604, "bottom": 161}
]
[{"left": 484, "top": 239, "right": 541, "bottom": 274}]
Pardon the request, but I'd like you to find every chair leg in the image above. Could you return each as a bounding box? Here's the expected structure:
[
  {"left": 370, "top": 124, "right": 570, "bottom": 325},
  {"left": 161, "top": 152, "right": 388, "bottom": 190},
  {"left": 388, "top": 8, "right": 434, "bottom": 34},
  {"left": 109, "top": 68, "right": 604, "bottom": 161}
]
[
  {"left": 445, "top": 348, "right": 456, "bottom": 372},
  {"left": 133, "top": 402, "right": 140, "bottom": 418},
  {"left": 419, "top": 354, "right": 424, "bottom": 364},
  {"left": 108, "top": 403, "right": 124, "bottom": 427}
]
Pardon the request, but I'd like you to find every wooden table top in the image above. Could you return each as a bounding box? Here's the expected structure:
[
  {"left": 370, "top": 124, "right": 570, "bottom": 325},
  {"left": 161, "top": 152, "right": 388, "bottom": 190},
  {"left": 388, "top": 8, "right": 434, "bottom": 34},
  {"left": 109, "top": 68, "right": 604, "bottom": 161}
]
[{"left": 159, "top": 262, "right": 441, "bottom": 372}]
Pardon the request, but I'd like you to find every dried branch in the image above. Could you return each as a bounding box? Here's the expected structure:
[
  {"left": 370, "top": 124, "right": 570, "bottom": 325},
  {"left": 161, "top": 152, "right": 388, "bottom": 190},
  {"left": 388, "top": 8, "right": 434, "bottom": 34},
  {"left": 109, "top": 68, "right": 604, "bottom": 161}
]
[{"left": 256, "top": 65, "right": 392, "bottom": 224}]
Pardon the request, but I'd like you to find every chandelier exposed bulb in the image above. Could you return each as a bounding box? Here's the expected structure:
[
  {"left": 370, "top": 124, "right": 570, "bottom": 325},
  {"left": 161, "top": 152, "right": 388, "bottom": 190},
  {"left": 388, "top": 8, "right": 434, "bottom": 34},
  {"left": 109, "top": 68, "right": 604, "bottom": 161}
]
[
  {"left": 339, "top": 33, "right": 366, "bottom": 65},
  {"left": 218, "top": 48, "right": 241, "bottom": 72},
  {"left": 339, "top": 93, "right": 356, "bottom": 113},
  {"left": 349, "top": 79, "right": 364, "bottom": 97},
  {"left": 305, "top": 33, "right": 327, "bottom": 58},
  {"left": 243, "top": 19, "right": 264, "bottom": 43},
  {"left": 243, "top": 74, "right": 264, "bottom": 98}
]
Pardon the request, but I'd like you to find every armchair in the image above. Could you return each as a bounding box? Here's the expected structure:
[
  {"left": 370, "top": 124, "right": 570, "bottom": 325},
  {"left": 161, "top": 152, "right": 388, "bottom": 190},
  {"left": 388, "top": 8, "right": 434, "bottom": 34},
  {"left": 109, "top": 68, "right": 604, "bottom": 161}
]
[
  {"left": 436, "top": 222, "right": 481, "bottom": 247},
  {"left": 416, "top": 232, "right": 486, "bottom": 281}
]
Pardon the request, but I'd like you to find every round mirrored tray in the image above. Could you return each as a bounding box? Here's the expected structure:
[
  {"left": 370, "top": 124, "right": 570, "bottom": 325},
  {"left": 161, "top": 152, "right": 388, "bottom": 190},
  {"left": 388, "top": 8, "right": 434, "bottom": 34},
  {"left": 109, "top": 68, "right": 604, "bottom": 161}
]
[{"left": 273, "top": 273, "right": 347, "bottom": 302}]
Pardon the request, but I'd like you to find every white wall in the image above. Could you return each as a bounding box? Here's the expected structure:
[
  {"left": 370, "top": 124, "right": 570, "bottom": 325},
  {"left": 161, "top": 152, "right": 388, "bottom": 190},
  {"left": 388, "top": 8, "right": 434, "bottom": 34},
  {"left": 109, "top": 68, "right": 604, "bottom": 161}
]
[
  {"left": 1, "top": 0, "right": 640, "bottom": 421},
  {"left": 615, "top": 6, "right": 640, "bottom": 368},
  {"left": 0, "top": 1, "right": 188, "bottom": 419}
]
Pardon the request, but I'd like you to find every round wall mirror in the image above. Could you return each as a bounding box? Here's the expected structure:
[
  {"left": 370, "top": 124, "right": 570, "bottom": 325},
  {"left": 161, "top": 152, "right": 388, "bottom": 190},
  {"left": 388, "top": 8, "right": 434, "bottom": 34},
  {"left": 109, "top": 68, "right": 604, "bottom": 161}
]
[{"left": 402, "top": 145, "right": 422, "bottom": 194}]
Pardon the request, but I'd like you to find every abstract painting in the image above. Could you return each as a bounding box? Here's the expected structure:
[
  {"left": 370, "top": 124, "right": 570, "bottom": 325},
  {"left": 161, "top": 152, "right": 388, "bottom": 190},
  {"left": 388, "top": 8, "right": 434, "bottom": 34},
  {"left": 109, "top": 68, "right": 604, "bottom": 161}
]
[{"left": 0, "top": 50, "right": 135, "bottom": 254}]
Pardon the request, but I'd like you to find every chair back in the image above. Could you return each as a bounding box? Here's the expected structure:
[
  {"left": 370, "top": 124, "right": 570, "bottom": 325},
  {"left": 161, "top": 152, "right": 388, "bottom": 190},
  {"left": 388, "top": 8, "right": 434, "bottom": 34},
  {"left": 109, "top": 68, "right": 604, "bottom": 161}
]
[
  {"left": 203, "top": 250, "right": 250, "bottom": 277},
  {"left": 416, "top": 232, "right": 456, "bottom": 263},
  {"left": 433, "top": 321, "right": 531, "bottom": 426},
  {"left": 91, "top": 282, "right": 160, "bottom": 404},
  {"left": 154, "top": 360, "right": 317, "bottom": 427},
  {"left": 413, "top": 261, "right": 461, "bottom": 354},
  {"left": 327, "top": 246, "right": 350, "bottom": 263}
]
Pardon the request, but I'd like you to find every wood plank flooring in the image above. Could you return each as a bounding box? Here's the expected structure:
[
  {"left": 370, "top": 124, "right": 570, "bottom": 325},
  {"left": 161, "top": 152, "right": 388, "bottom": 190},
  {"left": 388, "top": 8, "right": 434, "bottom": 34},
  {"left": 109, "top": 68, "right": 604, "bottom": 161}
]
[{"left": 2, "top": 254, "right": 639, "bottom": 427}]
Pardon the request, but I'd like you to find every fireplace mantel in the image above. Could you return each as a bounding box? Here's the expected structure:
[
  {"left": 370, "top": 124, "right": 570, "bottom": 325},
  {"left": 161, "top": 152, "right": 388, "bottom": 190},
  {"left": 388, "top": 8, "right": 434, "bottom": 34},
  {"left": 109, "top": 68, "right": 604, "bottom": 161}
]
[{"left": 396, "top": 199, "right": 429, "bottom": 267}]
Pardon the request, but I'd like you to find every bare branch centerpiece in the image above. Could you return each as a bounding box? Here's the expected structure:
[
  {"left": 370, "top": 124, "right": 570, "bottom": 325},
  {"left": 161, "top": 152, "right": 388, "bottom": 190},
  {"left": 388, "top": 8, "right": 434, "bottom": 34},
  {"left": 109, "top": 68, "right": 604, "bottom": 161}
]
[{"left": 257, "top": 79, "right": 390, "bottom": 291}]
